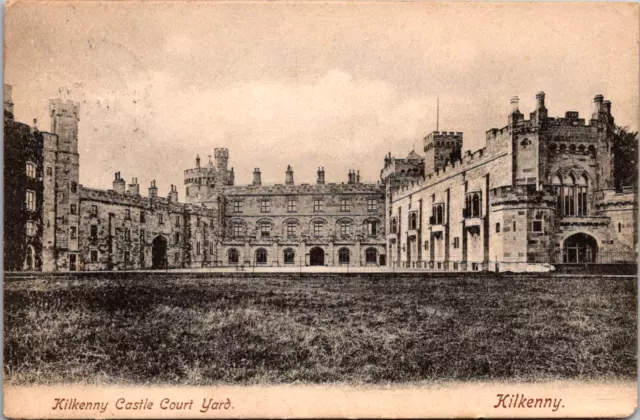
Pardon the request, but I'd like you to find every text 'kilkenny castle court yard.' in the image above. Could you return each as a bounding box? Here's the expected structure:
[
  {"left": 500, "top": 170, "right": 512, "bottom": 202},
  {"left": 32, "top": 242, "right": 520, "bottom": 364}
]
[{"left": 4, "top": 84, "right": 637, "bottom": 272}]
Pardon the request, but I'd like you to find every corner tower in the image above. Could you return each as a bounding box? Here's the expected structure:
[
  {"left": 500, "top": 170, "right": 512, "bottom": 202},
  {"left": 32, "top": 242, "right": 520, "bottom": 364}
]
[{"left": 423, "top": 131, "right": 463, "bottom": 175}]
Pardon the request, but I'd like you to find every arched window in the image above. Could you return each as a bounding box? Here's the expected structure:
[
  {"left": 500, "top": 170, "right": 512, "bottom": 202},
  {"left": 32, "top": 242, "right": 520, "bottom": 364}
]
[
  {"left": 283, "top": 248, "right": 295, "bottom": 264},
  {"left": 569, "top": 144, "right": 576, "bottom": 154},
  {"left": 338, "top": 248, "right": 350, "bottom": 264},
  {"left": 472, "top": 193, "right": 481, "bottom": 217},
  {"left": 576, "top": 174, "right": 588, "bottom": 216},
  {"left": 365, "top": 248, "right": 378, "bottom": 264},
  {"left": 255, "top": 248, "right": 267, "bottom": 265},
  {"left": 436, "top": 204, "right": 444, "bottom": 224},
  {"left": 554, "top": 173, "right": 586, "bottom": 217},
  {"left": 228, "top": 248, "right": 239, "bottom": 264},
  {"left": 559, "top": 144, "right": 567, "bottom": 154},
  {"left": 552, "top": 174, "right": 563, "bottom": 216},
  {"left": 563, "top": 175, "right": 575, "bottom": 216}
]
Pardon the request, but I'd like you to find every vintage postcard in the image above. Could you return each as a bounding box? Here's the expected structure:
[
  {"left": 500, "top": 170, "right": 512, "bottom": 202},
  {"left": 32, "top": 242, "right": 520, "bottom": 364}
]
[{"left": 3, "top": 1, "right": 638, "bottom": 418}]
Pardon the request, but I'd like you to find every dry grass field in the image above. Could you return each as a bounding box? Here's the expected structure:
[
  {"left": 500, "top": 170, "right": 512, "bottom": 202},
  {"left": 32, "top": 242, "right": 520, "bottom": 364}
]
[{"left": 3, "top": 273, "right": 637, "bottom": 385}]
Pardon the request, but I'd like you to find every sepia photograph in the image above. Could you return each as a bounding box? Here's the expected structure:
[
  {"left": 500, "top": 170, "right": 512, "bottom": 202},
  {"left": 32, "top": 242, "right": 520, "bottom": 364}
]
[{"left": 3, "top": 1, "right": 638, "bottom": 418}]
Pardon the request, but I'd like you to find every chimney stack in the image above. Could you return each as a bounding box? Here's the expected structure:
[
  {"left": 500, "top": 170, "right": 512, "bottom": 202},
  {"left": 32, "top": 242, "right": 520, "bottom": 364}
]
[
  {"left": 348, "top": 169, "right": 355, "bottom": 184},
  {"left": 317, "top": 167, "right": 325, "bottom": 185},
  {"left": 196, "top": 154, "right": 201, "bottom": 168},
  {"left": 356, "top": 170, "right": 360, "bottom": 184},
  {"left": 535, "top": 91, "right": 546, "bottom": 110},
  {"left": 510, "top": 96, "right": 520, "bottom": 113},
  {"left": 603, "top": 100, "right": 612, "bottom": 115},
  {"left": 285, "top": 165, "right": 294, "bottom": 185},
  {"left": 168, "top": 184, "right": 178, "bottom": 203},
  {"left": 113, "top": 172, "right": 126, "bottom": 194},
  {"left": 149, "top": 180, "right": 158, "bottom": 199},
  {"left": 253, "top": 168, "right": 262, "bottom": 186},
  {"left": 128, "top": 177, "right": 140, "bottom": 195}
]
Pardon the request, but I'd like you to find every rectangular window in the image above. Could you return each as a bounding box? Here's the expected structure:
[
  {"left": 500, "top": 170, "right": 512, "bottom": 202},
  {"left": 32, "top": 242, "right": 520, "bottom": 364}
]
[
  {"left": 71, "top": 182, "right": 77, "bottom": 194},
  {"left": 313, "top": 199, "right": 324, "bottom": 212},
  {"left": 367, "top": 199, "right": 377, "bottom": 212},
  {"left": 340, "top": 223, "right": 351, "bottom": 237},
  {"left": 513, "top": 221, "right": 517, "bottom": 232},
  {"left": 495, "top": 222, "right": 501, "bottom": 233},
  {"left": 46, "top": 167, "right": 53, "bottom": 176},
  {"left": 233, "top": 200, "right": 243, "bottom": 213},
  {"left": 90, "top": 225, "right": 98, "bottom": 239},
  {"left": 366, "top": 221, "right": 377, "bottom": 236},
  {"left": 532, "top": 220, "right": 543, "bottom": 232},
  {"left": 196, "top": 242, "right": 201, "bottom": 255},
  {"left": 124, "top": 228, "right": 131, "bottom": 241},
  {"left": 125, "top": 209, "right": 131, "bottom": 220},
  {"left": 158, "top": 214, "right": 164, "bottom": 224},
  {"left": 424, "top": 240, "right": 429, "bottom": 250},
  {"left": 175, "top": 215, "right": 180, "bottom": 226},
  {"left": 91, "top": 205, "right": 98, "bottom": 217},
  {"left": 260, "top": 223, "right": 271, "bottom": 237},
  {"left": 140, "top": 211, "right": 146, "bottom": 223},
  {"left": 453, "top": 237, "right": 460, "bottom": 249},
  {"left": 124, "top": 251, "right": 130, "bottom": 262},
  {"left": 26, "top": 190, "right": 36, "bottom": 211},
  {"left": 340, "top": 199, "right": 350, "bottom": 212},
  {"left": 233, "top": 224, "right": 243, "bottom": 237},
  {"left": 286, "top": 223, "right": 296, "bottom": 238},
  {"left": 140, "top": 229, "right": 145, "bottom": 242},
  {"left": 26, "top": 162, "right": 36, "bottom": 178},
  {"left": 70, "top": 226, "right": 77, "bottom": 239},
  {"left": 313, "top": 222, "right": 323, "bottom": 236},
  {"left": 70, "top": 204, "right": 77, "bottom": 215},
  {"left": 287, "top": 199, "right": 297, "bottom": 213},
  {"left": 90, "top": 250, "right": 98, "bottom": 262},
  {"left": 26, "top": 221, "right": 36, "bottom": 236},
  {"left": 260, "top": 200, "right": 271, "bottom": 213}
]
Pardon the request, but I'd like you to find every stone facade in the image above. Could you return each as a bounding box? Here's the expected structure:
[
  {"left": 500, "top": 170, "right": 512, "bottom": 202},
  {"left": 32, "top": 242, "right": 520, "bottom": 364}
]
[
  {"left": 5, "top": 85, "right": 637, "bottom": 272},
  {"left": 386, "top": 92, "right": 637, "bottom": 271}
]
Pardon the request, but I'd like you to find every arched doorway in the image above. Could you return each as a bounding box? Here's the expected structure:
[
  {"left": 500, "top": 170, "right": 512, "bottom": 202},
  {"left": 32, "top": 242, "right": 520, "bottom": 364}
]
[
  {"left": 152, "top": 235, "right": 168, "bottom": 269},
  {"left": 563, "top": 233, "right": 598, "bottom": 263},
  {"left": 310, "top": 247, "right": 324, "bottom": 266}
]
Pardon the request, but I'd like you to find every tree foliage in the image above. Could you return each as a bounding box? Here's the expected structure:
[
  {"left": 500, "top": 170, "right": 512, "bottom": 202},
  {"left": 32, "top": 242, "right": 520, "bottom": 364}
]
[{"left": 612, "top": 126, "right": 638, "bottom": 190}]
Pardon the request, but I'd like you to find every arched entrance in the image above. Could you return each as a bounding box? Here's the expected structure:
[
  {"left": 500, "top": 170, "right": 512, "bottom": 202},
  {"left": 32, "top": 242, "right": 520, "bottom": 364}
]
[
  {"left": 365, "top": 247, "right": 378, "bottom": 264},
  {"left": 310, "top": 247, "right": 324, "bottom": 266},
  {"left": 152, "top": 235, "right": 168, "bottom": 269},
  {"left": 563, "top": 233, "right": 598, "bottom": 263}
]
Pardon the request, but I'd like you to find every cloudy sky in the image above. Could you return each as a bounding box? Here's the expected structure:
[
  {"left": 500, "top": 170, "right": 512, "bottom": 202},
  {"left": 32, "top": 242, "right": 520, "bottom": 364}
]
[{"left": 5, "top": 2, "right": 638, "bottom": 196}]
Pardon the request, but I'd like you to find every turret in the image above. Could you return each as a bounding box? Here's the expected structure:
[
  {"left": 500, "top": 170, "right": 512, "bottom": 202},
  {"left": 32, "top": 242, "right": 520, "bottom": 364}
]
[
  {"left": 317, "top": 167, "right": 325, "bottom": 184},
  {"left": 285, "top": 165, "right": 294, "bottom": 185},
  {"left": 253, "top": 168, "right": 261, "bottom": 186},
  {"left": 113, "top": 172, "right": 126, "bottom": 194},
  {"left": 49, "top": 98, "right": 80, "bottom": 154},
  {"left": 149, "top": 180, "right": 158, "bottom": 199},
  {"left": 168, "top": 184, "right": 178, "bottom": 203},
  {"left": 128, "top": 177, "right": 140, "bottom": 195}
]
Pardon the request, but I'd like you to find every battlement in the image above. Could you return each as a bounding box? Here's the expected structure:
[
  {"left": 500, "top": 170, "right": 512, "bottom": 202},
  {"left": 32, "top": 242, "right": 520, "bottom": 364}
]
[
  {"left": 49, "top": 99, "right": 80, "bottom": 118},
  {"left": 221, "top": 181, "right": 384, "bottom": 197}
]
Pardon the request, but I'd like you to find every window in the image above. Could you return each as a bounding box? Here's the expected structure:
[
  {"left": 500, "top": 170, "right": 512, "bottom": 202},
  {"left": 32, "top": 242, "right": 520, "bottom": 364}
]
[
  {"left": 313, "top": 199, "right": 324, "bottom": 212},
  {"left": 391, "top": 218, "right": 398, "bottom": 234},
  {"left": 340, "top": 222, "right": 351, "bottom": 237},
  {"left": 365, "top": 220, "right": 378, "bottom": 236},
  {"left": 464, "top": 192, "right": 482, "bottom": 218},
  {"left": 513, "top": 221, "right": 517, "bottom": 232},
  {"left": 125, "top": 209, "right": 131, "bottom": 220},
  {"left": 70, "top": 226, "right": 77, "bottom": 239},
  {"left": 90, "top": 250, "right": 98, "bottom": 262},
  {"left": 286, "top": 223, "right": 297, "bottom": 238},
  {"left": 196, "top": 217, "right": 201, "bottom": 227},
  {"left": 260, "top": 200, "right": 271, "bottom": 213},
  {"left": 424, "top": 240, "right": 429, "bottom": 250},
  {"left": 71, "top": 182, "right": 77, "bottom": 194},
  {"left": 495, "top": 222, "right": 501, "bottom": 233},
  {"left": 233, "top": 223, "right": 244, "bottom": 238},
  {"left": 26, "top": 162, "right": 36, "bottom": 178},
  {"left": 367, "top": 199, "right": 377, "bottom": 212},
  {"left": 576, "top": 175, "right": 588, "bottom": 216},
  {"left": 313, "top": 222, "right": 323, "bottom": 236},
  {"left": 46, "top": 167, "right": 52, "bottom": 176},
  {"left": 228, "top": 248, "right": 239, "bottom": 264},
  {"left": 260, "top": 222, "right": 271, "bottom": 237},
  {"left": 409, "top": 213, "right": 418, "bottom": 230},
  {"left": 174, "top": 232, "right": 180, "bottom": 244},
  {"left": 233, "top": 200, "right": 243, "bottom": 213},
  {"left": 365, "top": 248, "right": 377, "bottom": 264},
  {"left": 124, "top": 228, "right": 131, "bottom": 241},
  {"left": 91, "top": 205, "right": 98, "bottom": 217},
  {"left": 453, "top": 237, "right": 460, "bottom": 249},
  {"left": 284, "top": 248, "right": 295, "bottom": 264},
  {"left": 70, "top": 204, "right": 77, "bottom": 215},
  {"left": 175, "top": 215, "right": 180, "bottom": 226},
  {"left": 26, "top": 190, "right": 36, "bottom": 211},
  {"left": 158, "top": 213, "right": 164, "bottom": 224},
  {"left": 196, "top": 242, "right": 201, "bottom": 255},
  {"left": 431, "top": 203, "right": 444, "bottom": 225},
  {"left": 340, "top": 199, "right": 350, "bottom": 212},
  {"left": 338, "top": 248, "right": 350, "bottom": 264},
  {"left": 140, "top": 229, "right": 146, "bottom": 242},
  {"left": 124, "top": 251, "right": 130, "bottom": 263},
  {"left": 287, "top": 199, "right": 297, "bottom": 213},
  {"left": 140, "top": 211, "right": 146, "bottom": 223},
  {"left": 26, "top": 221, "right": 36, "bottom": 236},
  {"left": 90, "top": 225, "right": 98, "bottom": 239},
  {"left": 255, "top": 248, "right": 268, "bottom": 264},
  {"left": 618, "top": 222, "right": 622, "bottom": 233},
  {"left": 175, "top": 252, "right": 180, "bottom": 264}
]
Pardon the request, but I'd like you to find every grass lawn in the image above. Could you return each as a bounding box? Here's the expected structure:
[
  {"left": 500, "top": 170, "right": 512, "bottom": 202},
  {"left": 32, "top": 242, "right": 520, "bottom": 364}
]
[{"left": 3, "top": 273, "right": 637, "bottom": 385}]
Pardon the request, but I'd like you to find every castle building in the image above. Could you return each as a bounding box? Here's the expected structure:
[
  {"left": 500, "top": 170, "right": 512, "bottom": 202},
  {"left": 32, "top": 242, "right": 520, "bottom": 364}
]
[
  {"left": 4, "top": 85, "right": 637, "bottom": 272},
  {"left": 383, "top": 93, "right": 637, "bottom": 271}
]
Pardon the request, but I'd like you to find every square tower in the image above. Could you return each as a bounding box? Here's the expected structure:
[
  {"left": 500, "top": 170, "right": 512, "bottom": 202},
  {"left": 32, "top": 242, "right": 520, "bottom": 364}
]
[{"left": 422, "top": 131, "right": 463, "bottom": 175}]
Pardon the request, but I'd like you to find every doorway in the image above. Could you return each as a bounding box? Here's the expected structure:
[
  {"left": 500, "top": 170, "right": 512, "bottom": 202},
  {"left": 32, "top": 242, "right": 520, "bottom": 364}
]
[
  {"left": 310, "top": 247, "right": 324, "bottom": 266},
  {"left": 152, "top": 235, "right": 168, "bottom": 269}
]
